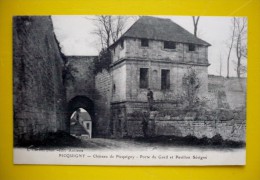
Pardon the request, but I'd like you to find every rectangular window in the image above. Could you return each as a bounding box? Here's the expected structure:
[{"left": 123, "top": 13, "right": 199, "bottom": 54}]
[
  {"left": 141, "top": 38, "right": 149, "bottom": 47},
  {"left": 120, "top": 40, "right": 124, "bottom": 49},
  {"left": 161, "top": 69, "right": 170, "bottom": 90},
  {"left": 188, "top": 44, "right": 196, "bottom": 51},
  {"left": 164, "top": 41, "right": 176, "bottom": 49},
  {"left": 140, "top": 68, "right": 149, "bottom": 88}
]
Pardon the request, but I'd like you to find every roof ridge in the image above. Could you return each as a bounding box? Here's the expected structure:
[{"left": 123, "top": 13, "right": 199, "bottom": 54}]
[
  {"left": 120, "top": 16, "right": 141, "bottom": 39},
  {"left": 141, "top": 16, "right": 172, "bottom": 21},
  {"left": 167, "top": 18, "right": 210, "bottom": 45},
  {"left": 108, "top": 16, "right": 142, "bottom": 49},
  {"left": 109, "top": 16, "right": 211, "bottom": 48}
]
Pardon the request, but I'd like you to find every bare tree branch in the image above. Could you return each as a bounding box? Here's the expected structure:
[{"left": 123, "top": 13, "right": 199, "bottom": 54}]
[
  {"left": 233, "top": 17, "right": 247, "bottom": 78},
  {"left": 91, "top": 15, "right": 130, "bottom": 50},
  {"left": 219, "top": 53, "right": 223, "bottom": 76},
  {"left": 226, "top": 17, "right": 236, "bottom": 78},
  {"left": 192, "top": 16, "right": 200, "bottom": 37}
]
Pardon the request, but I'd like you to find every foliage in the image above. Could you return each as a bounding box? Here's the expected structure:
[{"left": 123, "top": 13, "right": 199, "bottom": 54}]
[
  {"left": 94, "top": 48, "right": 112, "bottom": 74},
  {"left": 62, "top": 61, "right": 79, "bottom": 85},
  {"left": 181, "top": 68, "right": 204, "bottom": 109}
]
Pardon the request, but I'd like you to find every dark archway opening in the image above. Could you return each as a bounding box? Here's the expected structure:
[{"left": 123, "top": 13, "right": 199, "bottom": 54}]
[{"left": 67, "top": 96, "right": 96, "bottom": 137}]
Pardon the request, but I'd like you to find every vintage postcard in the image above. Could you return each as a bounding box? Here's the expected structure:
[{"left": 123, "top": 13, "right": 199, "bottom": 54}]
[{"left": 13, "top": 15, "right": 247, "bottom": 165}]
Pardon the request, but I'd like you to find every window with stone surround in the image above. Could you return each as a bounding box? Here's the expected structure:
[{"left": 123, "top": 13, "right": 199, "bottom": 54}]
[
  {"left": 141, "top": 38, "right": 149, "bottom": 47},
  {"left": 140, "top": 68, "right": 149, "bottom": 88},
  {"left": 161, "top": 69, "right": 170, "bottom": 90},
  {"left": 164, "top": 41, "right": 176, "bottom": 49}
]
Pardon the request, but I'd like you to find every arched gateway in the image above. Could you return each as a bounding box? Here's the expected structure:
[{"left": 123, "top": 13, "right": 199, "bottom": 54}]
[{"left": 67, "top": 96, "right": 96, "bottom": 137}]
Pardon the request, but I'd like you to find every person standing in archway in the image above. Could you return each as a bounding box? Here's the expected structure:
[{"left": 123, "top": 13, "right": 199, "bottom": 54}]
[{"left": 75, "top": 108, "right": 80, "bottom": 123}]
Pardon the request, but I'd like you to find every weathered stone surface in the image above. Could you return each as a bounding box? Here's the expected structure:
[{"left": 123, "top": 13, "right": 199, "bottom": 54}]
[
  {"left": 208, "top": 75, "right": 246, "bottom": 109},
  {"left": 112, "top": 38, "right": 208, "bottom": 64},
  {"left": 125, "top": 108, "right": 246, "bottom": 141},
  {"left": 13, "top": 16, "right": 67, "bottom": 145},
  {"left": 95, "top": 69, "right": 112, "bottom": 136},
  {"left": 65, "top": 56, "right": 97, "bottom": 101}
]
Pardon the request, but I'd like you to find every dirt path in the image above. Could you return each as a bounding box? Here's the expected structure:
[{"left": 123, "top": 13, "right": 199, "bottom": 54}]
[
  {"left": 80, "top": 138, "right": 152, "bottom": 150},
  {"left": 79, "top": 137, "right": 244, "bottom": 152}
]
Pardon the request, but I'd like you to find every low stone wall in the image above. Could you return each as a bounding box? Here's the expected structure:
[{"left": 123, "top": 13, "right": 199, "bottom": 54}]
[
  {"left": 126, "top": 108, "right": 246, "bottom": 142},
  {"left": 111, "top": 101, "right": 180, "bottom": 137}
]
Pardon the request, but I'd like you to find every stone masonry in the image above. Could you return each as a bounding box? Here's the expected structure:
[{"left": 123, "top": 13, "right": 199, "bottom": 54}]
[
  {"left": 13, "top": 16, "right": 67, "bottom": 145},
  {"left": 65, "top": 56, "right": 112, "bottom": 136},
  {"left": 95, "top": 69, "right": 112, "bottom": 136},
  {"left": 109, "top": 16, "right": 210, "bottom": 137},
  {"left": 65, "top": 56, "right": 96, "bottom": 101}
]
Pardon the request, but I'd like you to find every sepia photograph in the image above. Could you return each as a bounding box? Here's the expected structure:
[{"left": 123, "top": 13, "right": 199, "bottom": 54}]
[{"left": 13, "top": 15, "right": 247, "bottom": 165}]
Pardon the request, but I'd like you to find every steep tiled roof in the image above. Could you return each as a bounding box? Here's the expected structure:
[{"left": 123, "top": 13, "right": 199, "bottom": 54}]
[{"left": 119, "top": 16, "right": 210, "bottom": 46}]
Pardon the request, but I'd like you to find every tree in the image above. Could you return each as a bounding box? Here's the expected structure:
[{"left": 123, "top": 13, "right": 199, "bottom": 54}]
[
  {"left": 94, "top": 48, "right": 112, "bottom": 74},
  {"left": 91, "top": 16, "right": 130, "bottom": 49},
  {"left": 182, "top": 68, "right": 201, "bottom": 108},
  {"left": 233, "top": 17, "right": 247, "bottom": 78},
  {"left": 192, "top": 16, "right": 200, "bottom": 37},
  {"left": 88, "top": 16, "right": 132, "bottom": 73},
  {"left": 226, "top": 18, "right": 236, "bottom": 78},
  {"left": 218, "top": 53, "right": 223, "bottom": 76}
]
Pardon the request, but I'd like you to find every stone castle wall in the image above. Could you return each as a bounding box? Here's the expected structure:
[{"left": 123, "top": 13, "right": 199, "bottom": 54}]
[
  {"left": 95, "top": 69, "right": 112, "bottom": 136},
  {"left": 65, "top": 57, "right": 112, "bottom": 136},
  {"left": 111, "top": 64, "right": 127, "bottom": 102},
  {"left": 65, "top": 56, "right": 96, "bottom": 101},
  {"left": 13, "top": 16, "right": 67, "bottom": 145},
  {"left": 208, "top": 75, "right": 246, "bottom": 109}
]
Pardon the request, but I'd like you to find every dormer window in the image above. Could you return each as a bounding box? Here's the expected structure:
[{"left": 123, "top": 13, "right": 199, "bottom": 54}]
[
  {"left": 141, "top": 38, "right": 149, "bottom": 47},
  {"left": 188, "top": 44, "right": 196, "bottom": 51},
  {"left": 164, "top": 41, "right": 176, "bottom": 49}
]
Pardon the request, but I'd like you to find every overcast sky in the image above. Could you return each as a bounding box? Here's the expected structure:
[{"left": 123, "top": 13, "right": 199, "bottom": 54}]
[{"left": 51, "top": 15, "right": 247, "bottom": 77}]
